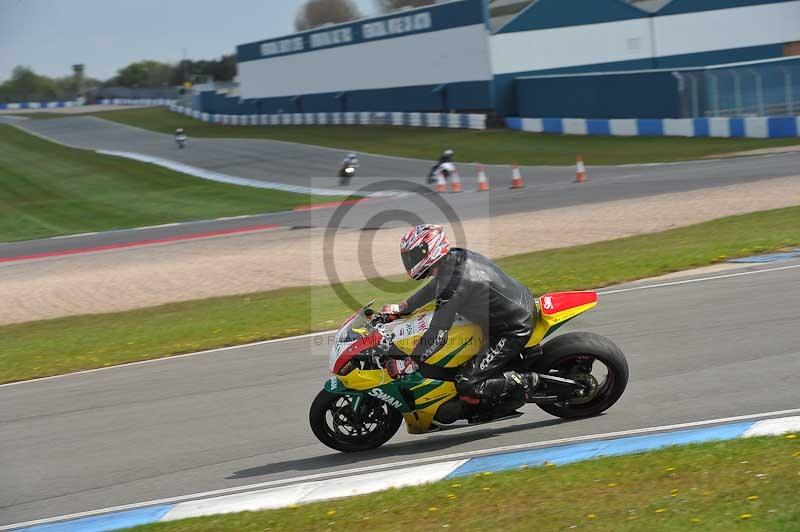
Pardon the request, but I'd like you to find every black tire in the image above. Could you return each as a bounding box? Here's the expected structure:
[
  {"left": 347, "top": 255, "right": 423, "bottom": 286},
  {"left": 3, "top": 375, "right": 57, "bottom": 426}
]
[
  {"left": 309, "top": 390, "right": 403, "bottom": 453},
  {"left": 534, "top": 332, "right": 629, "bottom": 419}
]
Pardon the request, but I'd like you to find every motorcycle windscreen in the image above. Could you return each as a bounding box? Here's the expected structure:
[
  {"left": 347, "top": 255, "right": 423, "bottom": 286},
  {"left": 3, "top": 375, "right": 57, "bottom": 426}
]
[{"left": 329, "top": 313, "right": 360, "bottom": 371}]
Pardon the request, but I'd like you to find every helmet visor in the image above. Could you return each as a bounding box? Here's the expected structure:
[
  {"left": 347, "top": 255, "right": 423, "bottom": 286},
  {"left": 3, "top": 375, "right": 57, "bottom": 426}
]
[{"left": 401, "top": 243, "right": 429, "bottom": 276}]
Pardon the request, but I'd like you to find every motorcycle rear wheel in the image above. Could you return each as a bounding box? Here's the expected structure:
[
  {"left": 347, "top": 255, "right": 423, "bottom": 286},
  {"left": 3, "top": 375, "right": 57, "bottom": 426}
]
[
  {"left": 534, "top": 332, "right": 629, "bottom": 419},
  {"left": 310, "top": 390, "right": 403, "bottom": 452}
]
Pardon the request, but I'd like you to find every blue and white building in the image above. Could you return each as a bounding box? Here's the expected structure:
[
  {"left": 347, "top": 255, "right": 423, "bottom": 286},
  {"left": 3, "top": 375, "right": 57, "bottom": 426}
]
[{"left": 192, "top": 0, "right": 800, "bottom": 122}]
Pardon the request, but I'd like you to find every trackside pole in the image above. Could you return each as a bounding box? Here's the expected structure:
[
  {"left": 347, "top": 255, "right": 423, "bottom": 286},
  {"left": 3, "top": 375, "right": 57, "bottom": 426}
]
[
  {"left": 476, "top": 164, "right": 490, "bottom": 192},
  {"left": 576, "top": 155, "right": 586, "bottom": 183},
  {"left": 510, "top": 164, "right": 525, "bottom": 189}
]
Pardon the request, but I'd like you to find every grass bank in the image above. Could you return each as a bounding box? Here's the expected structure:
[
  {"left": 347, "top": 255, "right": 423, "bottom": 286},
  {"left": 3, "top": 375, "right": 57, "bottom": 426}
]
[
  {"left": 0, "top": 124, "right": 337, "bottom": 242},
  {"left": 131, "top": 435, "right": 800, "bottom": 531},
  {"left": 26, "top": 107, "right": 800, "bottom": 166},
  {"left": 1, "top": 205, "right": 799, "bottom": 384}
]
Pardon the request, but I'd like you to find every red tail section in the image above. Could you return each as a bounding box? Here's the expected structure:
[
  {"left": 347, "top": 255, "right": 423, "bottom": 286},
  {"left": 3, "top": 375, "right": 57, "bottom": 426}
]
[{"left": 539, "top": 291, "right": 598, "bottom": 315}]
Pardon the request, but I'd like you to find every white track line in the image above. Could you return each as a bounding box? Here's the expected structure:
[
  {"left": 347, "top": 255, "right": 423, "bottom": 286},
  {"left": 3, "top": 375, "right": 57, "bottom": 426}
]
[
  {"left": 0, "top": 330, "right": 336, "bottom": 389},
  {"left": 598, "top": 263, "right": 800, "bottom": 295},
  {"left": 2, "top": 262, "right": 799, "bottom": 389},
  {"left": 5, "top": 407, "right": 800, "bottom": 531}
]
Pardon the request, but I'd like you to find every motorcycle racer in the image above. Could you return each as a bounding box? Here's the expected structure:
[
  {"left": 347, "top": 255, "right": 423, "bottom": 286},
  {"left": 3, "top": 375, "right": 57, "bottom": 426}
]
[
  {"left": 340, "top": 152, "right": 359, "bottom": 172},
  {"left": 383, "top": 224, "right": 539, "bottom": 406},
  {"left": 427, "top": 149, "right": 455, "bottom": 184}
]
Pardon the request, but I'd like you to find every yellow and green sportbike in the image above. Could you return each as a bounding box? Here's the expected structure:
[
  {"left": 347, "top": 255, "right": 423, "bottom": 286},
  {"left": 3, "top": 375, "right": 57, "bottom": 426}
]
[{"left": 310, "top": 291, "right": 628, "bottom": 452}]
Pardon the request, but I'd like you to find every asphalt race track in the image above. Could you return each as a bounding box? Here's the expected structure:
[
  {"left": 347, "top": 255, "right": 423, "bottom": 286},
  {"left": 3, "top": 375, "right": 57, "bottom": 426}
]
[
  {"left": 2, "top": 260, "right": 799, "bottom": 526},
  {"left": 2, "top": 116, "right": 799, "bottom": 259}
]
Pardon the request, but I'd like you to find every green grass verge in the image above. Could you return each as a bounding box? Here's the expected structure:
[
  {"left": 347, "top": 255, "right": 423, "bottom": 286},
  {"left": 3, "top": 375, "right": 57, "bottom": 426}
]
[
  {"left": 0, "top": 124, "right": 340, "bottom": 242},
  {"left": 2, "top": 205, "right": 799, "bottom": 384},
  {"left": 129, "top": 435, "right": 800, "bottom": 531},
  {"left": 34, "top": 106, "right": 799, "bottom": 166}
]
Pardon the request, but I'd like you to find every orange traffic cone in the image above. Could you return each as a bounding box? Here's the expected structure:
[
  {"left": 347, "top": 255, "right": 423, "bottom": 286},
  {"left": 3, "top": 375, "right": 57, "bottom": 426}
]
[
  {"left": 476, "top": 164, "right": 490, "bottom": 192},
  {"left": 435, "top": 171, "right": 446, "bottom": 193},
  {"left": 449, "top": 169, "right": 462, "bottom": 193},
  {"left": 510, "top": 164, "right": 525, "bottom": 189},
  {"left": 575, "top": 155, "right": 586, "bottom": 183}
]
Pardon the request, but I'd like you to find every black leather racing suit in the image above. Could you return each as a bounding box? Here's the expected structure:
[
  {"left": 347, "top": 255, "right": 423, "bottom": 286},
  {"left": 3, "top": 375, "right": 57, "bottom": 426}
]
[
  {"left": 404, "top": 248, "right": 536, "bottom": 400},
  {"left": 427, "top": 155, "right": 453, "bottom": 182}
]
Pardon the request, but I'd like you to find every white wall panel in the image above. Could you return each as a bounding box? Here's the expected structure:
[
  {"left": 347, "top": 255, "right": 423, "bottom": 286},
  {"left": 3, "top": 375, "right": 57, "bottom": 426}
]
[
  {"left": 744, "top": 117, "right": 769, "bottom": 138},
  {"left": 654, "top": 1, "right": 800, "bottom": 57},
  {"left": 562, "top": 118, "right": 588, "bottom": 135},
  {"left": 490, "top": 19, "right": 654, "bottom": 75},
  {"left": 663, "top": 118, "right": 693, "bottom": 137},
  {"left": 609, "top": 119, "right": 637, "bottom": 136},
  {"left": 708, "top": 117, "right": 730, "bottom": 137},
  {"left": 239, "top": 24, "right": 491, "bottom": 99},
  {"left": 521, "top": 117, "right": 543, "bottom": 132}
]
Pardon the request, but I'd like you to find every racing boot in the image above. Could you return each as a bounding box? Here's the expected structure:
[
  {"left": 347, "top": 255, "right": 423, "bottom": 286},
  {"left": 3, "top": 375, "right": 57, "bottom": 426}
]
[{"left": 504, "top": 370, "right": 540, "bottom": 402}]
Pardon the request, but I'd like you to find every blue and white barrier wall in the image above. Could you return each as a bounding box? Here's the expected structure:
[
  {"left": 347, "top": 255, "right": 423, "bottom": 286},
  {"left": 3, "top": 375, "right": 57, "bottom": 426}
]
[
  {"left": 0, "top": 100, "right": 80, "bottom": 110},
  {"left": 506, "top": 116, "right": 800, "bottom": 138},
  {"left": 169, "top": 104, "right": 487, "bottom": 130},
  {"left": 99, "top": 98, "right": 177, "bottom": 106}
]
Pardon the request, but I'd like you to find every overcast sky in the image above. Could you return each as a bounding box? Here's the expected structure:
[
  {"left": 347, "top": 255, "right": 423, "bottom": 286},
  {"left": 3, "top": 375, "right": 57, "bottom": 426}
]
[{"left": 0, "top": 0, "right": 378, "bottom": 82}]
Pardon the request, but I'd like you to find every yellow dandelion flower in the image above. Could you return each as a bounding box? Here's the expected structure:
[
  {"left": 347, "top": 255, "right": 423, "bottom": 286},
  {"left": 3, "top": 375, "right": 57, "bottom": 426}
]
[
  {"left": 747, "top": 495, "right": 759, "bottom": 501},
  {"left": 671, "top": 489, "right": 679, "bottom": 494},
  {"left": 587, "top": 514, "right": 597, "bottom": 519},
  {"left": 785, "top": 434, "right": 797, "bottom": 439},
  {"left": 450, "top": 483, "right": 461, "bottom": 488},
  {"left": 482, "top": 487, "right": 491, "bottom": 492},
  {"left": 740, "top": 513, "right": 753, "bottom": 520},
  {"left": 690, "top": 517, "right": 701, "bottom": 524},
  {"left": 482, "top": 471, "right": 493, "bottom": 476},
  {"left": 326, "top": 510, "right": 336, "bottom": 517},
  {"left": 607, "top": 483, "right": 617, "bottom": 487},
  {"left": 447, "top": 494, "right": 457, "bottom": 500},
  {"left": 664, "top": 467, "right": 676, "bottom": 472},
  {"left": 429, "top": 507, "right": 438, "bottom": 512},
  {"left": 793, "top": 451, "right": 800, "bottom": 457},
  {"left": 655, "top": 508, "right": 666, "bottom": 514}
]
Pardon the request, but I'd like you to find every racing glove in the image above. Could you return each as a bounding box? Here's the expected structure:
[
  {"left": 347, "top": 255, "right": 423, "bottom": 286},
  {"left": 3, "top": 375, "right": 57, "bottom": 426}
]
[
  {"left": 386, "top": 357, "right": 419, "bottom": 379},
  {"left": 381, "top": 302, "right": 408, "bottom": 321}
]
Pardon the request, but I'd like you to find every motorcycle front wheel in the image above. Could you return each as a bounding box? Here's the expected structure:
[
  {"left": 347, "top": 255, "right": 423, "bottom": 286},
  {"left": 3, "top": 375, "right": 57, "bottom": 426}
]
[
  {"left": 534, "top": 332, "right": 629, "bottom": 419},
  {"left": 309, "top": 390, "right": 403, "bottom": 452}
]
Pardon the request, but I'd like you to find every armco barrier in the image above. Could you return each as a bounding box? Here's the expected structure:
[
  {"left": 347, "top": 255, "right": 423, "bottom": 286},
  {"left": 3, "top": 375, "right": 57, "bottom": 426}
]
[
  {"left": 168, "top": 104, "right": 487, "bottom": 130},
  {"left": 99, "top": 98, "right": 177, "bottom": 106},
  {"left": 506, "top": 116, "right": 800, "bottom": 138},
  {"left": 0, "top": 100, "right": 80, "bottom": 110}
]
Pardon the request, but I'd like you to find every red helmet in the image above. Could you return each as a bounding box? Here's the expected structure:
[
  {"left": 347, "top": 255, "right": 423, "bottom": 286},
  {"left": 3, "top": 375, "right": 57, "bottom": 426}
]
[{"left": 400, "top": 224, "right": 450, "bottom": 280}]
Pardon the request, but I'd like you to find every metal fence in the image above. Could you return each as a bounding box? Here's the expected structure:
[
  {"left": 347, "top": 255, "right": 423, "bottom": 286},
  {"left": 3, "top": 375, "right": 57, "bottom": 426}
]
[{"left": 676, "top": 56, "right": 800, "bottom": 118}]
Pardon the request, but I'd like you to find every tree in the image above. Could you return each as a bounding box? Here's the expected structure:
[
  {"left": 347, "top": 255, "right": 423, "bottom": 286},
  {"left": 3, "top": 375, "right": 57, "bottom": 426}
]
[
  {"left": 169, "top": 55, "right": 237, "bottom": 86},
  {"left": 295, "top": 0, "right": 362, "bottom": 32},
  {"left": 111, "top": 60, "right": 173, "bottom": 88},
  {"left": 374, "top": 0, "right": 436, "bottom": 14},
  {"left": 0, "top": 66, "right": 58, "bottom": 102}
]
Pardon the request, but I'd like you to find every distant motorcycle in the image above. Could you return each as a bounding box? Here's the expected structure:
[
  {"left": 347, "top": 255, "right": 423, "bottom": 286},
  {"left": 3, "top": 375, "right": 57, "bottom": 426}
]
[
  {"left": 339, "top": 164, "right": 357, "bottom": 186},
  {"left": 427, "top": 161, "right": 455, "bottom": 184},
  {"left": 175, "top": 134, "right": 187, "bottom": 149}
]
